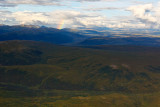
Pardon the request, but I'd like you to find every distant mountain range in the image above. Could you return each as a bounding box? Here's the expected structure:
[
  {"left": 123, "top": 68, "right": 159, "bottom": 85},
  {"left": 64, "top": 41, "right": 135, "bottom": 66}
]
[
  {"left": 0, "top": 25, "right": 160, "bottom": 46},
  {"left": 78, "top": 37, "right": 160, "bottom": 46},
  {"left": 0, "top": 25, "right": 87, "bottom": 45}
]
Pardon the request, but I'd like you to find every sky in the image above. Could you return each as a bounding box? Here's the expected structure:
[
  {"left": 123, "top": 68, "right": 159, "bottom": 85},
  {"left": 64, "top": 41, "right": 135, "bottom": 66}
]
[{"left": 0, "top": 0, "right": 159, "bottom": 29}]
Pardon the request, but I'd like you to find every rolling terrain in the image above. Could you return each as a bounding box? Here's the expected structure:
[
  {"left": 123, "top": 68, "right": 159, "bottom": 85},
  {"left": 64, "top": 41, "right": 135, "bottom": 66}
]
[
  {"left": 0, "top": 26, "right": 160, "bottom": 106},
  {"left": 0, "top": 40, "right": 160, "bottom": 92},
  {"left": 0, "top": 40, "right": 160, "bottom": 106}
]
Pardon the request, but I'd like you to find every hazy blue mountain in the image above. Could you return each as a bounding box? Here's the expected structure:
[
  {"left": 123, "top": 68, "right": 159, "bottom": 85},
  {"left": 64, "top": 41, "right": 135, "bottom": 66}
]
[
  {"left": 78, "top": 37, "right": 160, "bottom": 46},
  {"left": 0, "top": 25, "right": 87, "bottom": 45},
  {"left": 1, "top": 25, "right": 160, "bottom": 47}
]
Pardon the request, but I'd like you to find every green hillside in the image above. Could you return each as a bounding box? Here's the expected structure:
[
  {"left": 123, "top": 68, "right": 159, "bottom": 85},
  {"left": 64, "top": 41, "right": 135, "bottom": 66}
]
[
  {"left": 1, "top": 90, "right": 160, "bottom": 107},
  {"left": 0, "top": 40, "right": 160, "bottom": 92},
  {"left": 0, "top": 40, "right": 160, "bottom": 106}
]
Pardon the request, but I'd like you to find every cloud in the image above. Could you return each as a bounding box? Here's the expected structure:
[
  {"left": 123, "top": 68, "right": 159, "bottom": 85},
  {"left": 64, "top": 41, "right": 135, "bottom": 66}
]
[
  {"left": 0, "top": 0, "right": 118, "bottom": 7},
  {"left": 0, "top": 10, "right": 109, "bottom": 28},
  {"left": 84, "top": 7, "right": 122, "bottom": 11},
  {"left": 0, "top": 4, "right": 16, "bottom": 7},
  {"left": 0, "top": 9, "right": 152, "bottom": 29},
  {"left": 127, "top": 3, "right": 160, "bottom": 28},
  {"left": 0, "top": 0, "right": 61, "bottom": 6},
  {"left": 75, "top": 0, "right": 117, "bottom": 2},
  {"left": 0, "top": 1, "right": 160, "bottom": 29}
]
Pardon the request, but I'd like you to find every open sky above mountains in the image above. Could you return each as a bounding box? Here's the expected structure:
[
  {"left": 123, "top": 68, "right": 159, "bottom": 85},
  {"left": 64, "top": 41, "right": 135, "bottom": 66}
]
[{"left": 0, "top": 0, "right": 159, "bottom": 29}]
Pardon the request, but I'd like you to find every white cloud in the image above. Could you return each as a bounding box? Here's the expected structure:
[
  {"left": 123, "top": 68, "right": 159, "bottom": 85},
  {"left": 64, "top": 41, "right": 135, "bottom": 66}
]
[
  {"left": 75, "top": 0, "right": 117, "bottom": 2},
  {"left": 0, "top": 0, "right": 61, "bottom": 6},
  {"left": 127, "top": 3, "right": 160, "bottom": 29},
  {"left": 0, "top": 1, "right": 160, "bottom": 29},
  {"left": 0, "top": 10, "right": 109, "bottom": 28},
  {"left": 0, "top": 9, "right": 153, "bottom": 29},
  {"left": 0, "top": 0, "right": 118, "bottom": 7},
  {"left": 12, "top": 11, "right": 49, "bottom": 24},
  {"left": 84, "top": 7, "right": 122, "bottom": 11}
]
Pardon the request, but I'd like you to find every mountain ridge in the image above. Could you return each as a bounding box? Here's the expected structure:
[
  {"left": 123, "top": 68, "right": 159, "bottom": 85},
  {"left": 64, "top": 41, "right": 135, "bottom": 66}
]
[
  {"left": 0, "top": 25, "right": 87, "bottom": 45},
  {"left": 1, "top": 25, "right": 160, "bottom": 47}
]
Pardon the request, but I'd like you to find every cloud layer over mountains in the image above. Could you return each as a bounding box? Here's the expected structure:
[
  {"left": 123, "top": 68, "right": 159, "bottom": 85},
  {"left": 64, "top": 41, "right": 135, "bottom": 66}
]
[{"left": 0, "top": 0, "right": 160, "bottom": 29}]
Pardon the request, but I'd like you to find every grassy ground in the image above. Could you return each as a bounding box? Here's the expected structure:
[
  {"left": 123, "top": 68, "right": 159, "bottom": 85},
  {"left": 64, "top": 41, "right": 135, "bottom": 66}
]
[{"left": 0, "top": 90, "right": 160, "bottom": 107}]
